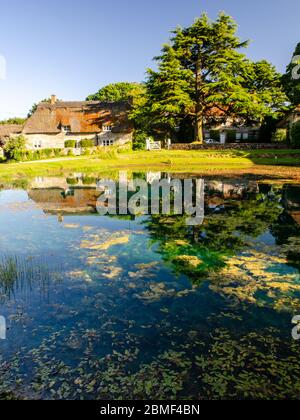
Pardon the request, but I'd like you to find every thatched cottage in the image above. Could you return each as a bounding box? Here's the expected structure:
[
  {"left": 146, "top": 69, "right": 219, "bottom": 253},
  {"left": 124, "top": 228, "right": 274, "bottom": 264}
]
[
  {"left": 0, "top": 124, "right": 23, "bottom": 145},
  {"left": 0, "top": 124, "right": 23, "bottom": 156},
  {"left": 22, "top": 96, "right": 133, "bottom": 149}
]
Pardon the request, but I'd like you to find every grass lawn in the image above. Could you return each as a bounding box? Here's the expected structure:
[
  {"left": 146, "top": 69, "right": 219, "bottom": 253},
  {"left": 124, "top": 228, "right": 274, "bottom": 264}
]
[{"left": 0, "top": 149, "right": 300, "bottom": 182}]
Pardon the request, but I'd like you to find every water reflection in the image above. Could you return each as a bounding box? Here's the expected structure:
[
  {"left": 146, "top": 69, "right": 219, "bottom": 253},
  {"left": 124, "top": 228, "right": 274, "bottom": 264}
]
[
  {"left": 0, "top": 255, "right": 50, "bottom": 303},
  {"left": 0, "top": 173, "right": 300, "bottom": 400}
]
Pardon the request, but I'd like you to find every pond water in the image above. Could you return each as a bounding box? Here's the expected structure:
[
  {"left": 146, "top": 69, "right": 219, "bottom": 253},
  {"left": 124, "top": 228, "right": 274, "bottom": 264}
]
[{"left": 0, "top": 172, "right": 300, "bottom": 400}]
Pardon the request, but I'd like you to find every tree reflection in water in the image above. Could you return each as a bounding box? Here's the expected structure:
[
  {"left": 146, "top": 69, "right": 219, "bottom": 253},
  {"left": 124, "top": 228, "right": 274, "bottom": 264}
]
[{"left": 144, "top": 183, "right": 287, "bottom": 281}]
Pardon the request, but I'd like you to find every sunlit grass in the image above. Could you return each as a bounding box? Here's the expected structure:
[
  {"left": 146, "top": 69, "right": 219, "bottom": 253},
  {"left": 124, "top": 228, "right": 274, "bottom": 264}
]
[{"left": 0, "top": 149, "right": 300, "bottom": 182}]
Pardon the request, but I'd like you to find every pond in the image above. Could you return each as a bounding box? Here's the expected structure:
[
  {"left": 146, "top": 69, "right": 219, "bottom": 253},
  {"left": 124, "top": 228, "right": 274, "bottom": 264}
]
[{"left": 0, "top": 172, "right": 300, "bottom": 400}]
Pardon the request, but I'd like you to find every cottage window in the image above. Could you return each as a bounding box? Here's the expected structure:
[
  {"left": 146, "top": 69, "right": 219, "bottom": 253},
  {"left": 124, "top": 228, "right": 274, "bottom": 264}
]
[
  {"left": 103, "top": 139, "right": 114, "bottom": 147},
  {"left": 103, "top": 125, "right": 112, "bottom": 132},
  {"left": 62, "top": 125, "right": 71, "bottom": 134},
  {"left": 34, "top": 140, "right": 42, "bottom": 149}
]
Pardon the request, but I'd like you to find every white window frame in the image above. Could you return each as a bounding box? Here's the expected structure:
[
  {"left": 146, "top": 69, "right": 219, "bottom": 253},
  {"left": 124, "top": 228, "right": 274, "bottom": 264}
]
[
  {"left": 103, "top": 125, "right": 112, "bottom": 132},
  {"left": 62, "top": 125, "right": 71, "bottom": 134},
  {"left": 103, "top": 139, "right": 114, "bottom": 147},
  {"left": 34, "top": 140, "right": 42, "bottom": 149}
]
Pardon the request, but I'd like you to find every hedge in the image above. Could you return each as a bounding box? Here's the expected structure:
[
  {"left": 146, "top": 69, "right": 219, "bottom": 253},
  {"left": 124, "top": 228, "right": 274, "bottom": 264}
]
[
  {"left": 79, "top": 139, "right": 95, "bottom": 148},
  {"left": 65, "top": 140, "right": 77, "bottom": 148}
]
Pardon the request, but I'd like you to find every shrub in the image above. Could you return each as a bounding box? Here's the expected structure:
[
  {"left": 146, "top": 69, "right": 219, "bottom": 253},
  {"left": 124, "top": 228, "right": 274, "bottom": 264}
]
[
  {"left": 82, "top": 176, "right": 96, "bottom": 185},
  {"left": 81, "top": 148, "right": 91, "bottom": 156},
  {"left": 226, "top": 130, "right": 237, "bottom": 143},
  {"left": 43, "top": 148, "right": 54, "bottom": 158},
  {"left": 259, "top": 116, "right": 277, "bottom": 142},
  {"left": 291, "top": 122, "right": 300, "bottom": 145},
  {"left": 66, "top": 177, "right": 78, "bottom": 185},
  {"left": 4, "top": 136, "right": 26, "bottom": 161},
  {"left": 65, "top": 140, "right": 77, "bottom": 148},
  {"left": 272, "top": 128, "right": 287, "bottom": 143},
  {"left": 54, "top": 148, "right": 63, "bottom": 157},
  {"left": 133, "top": 130, "right": 147, "bottom": 150},
  {"left": 3, "top": 145, "right": 68, "bottom": 162},
  {"left": 99, "top": 147, "right": 118, "bottom": 160},
  {"left": 79, "top": 139, "right": 95, "bottom": 148},
  {"left": 210, "top": 130, "right": 220, "bottom": 141}
]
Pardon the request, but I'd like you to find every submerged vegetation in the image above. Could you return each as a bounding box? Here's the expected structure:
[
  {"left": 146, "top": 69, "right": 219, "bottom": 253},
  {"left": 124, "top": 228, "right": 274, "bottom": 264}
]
[
  {"left": 0, "top": 255, "right": 50, "bottom": 302},
  {"left": 0, "top": 175, "right": 300, "bottom": 400},
  {"left": 145, "top": 188, "right": 283, "bottom": 280},
  {"left": 1, "top": 323, "right": 300, "bottom": 400}
]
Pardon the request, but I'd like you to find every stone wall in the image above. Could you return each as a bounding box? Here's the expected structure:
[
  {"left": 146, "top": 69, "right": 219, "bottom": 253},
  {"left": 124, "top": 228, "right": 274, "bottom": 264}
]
[
  {"left": 171, "top": 143, "right": 293, "bottom": 150},
  {"left": 25, "top": 133, "right": 67, "bottom": 149},
  {"left": 24, "top": 132, "right": 132, "bottom": 150},
  {"left": 97, "top": 131, "right": 133, "bottom": 146}
]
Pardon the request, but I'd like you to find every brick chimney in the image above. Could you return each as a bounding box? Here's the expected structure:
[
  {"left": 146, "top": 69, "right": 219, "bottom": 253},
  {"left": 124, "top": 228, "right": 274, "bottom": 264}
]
[{"left": 50, "top": 94, "right": 57, "bottom": 105}]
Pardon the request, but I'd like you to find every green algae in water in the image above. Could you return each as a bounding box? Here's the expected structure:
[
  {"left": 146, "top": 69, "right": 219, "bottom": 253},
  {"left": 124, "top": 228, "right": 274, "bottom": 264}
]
[{"left": 0, "top": 176, "right": 300, "bottom": 400}]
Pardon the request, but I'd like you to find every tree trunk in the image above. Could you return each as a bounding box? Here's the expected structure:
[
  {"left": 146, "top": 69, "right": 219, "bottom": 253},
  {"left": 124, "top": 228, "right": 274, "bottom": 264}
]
[
  {"left": 194, "top": 57, "right": 204, "bottom": 144},
  {"left": 194, "top": 111, "right": 204, "bottom": 143}
]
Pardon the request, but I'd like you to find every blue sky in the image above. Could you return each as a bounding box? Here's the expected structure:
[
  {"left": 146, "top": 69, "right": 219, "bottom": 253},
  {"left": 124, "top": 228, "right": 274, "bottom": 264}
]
[{"left": 0, "top": 0, "right": 299, "bottom": 119}]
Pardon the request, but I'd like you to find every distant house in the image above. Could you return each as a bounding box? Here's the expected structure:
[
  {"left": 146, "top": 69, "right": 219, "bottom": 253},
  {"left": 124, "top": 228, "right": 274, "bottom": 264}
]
[
  {"left": 22, "top": 95, "right": 133, "bottom": 150},
  {"left": 278, "top": 105, "right": 300, "bottom": 137},
  {"left": 0, "top": 124, "right": 23, "bottom": 155},
  {"left": 202, "top": 106, "right": 260, "bottom": 143},
  {"left": 0, "top": 124, "right": 23, "bottom": 144}
]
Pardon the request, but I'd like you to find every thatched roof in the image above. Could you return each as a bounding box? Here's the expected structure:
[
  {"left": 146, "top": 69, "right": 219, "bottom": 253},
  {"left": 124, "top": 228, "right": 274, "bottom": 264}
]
[
  {"left": 0, "top": 124, "right": 23, "bottom": 139},
  {"left": 23, "top": 101, "right": 132, "bottom": 134},
  {"left": 28, "top": 188, "right": 100, "bottom": 215}
]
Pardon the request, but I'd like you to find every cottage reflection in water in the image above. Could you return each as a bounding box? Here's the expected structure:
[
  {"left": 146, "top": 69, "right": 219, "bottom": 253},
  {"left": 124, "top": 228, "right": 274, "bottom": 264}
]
[{"left": 26, "top": 174, "right": 300, "bottom": 227}]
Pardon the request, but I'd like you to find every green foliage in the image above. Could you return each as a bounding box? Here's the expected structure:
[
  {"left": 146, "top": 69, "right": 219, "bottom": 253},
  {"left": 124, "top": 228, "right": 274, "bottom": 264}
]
[
  {"left": 141, "top": 13, "right": 288, "bottom": 143},
  {"left": 64, "top": 140, "right": 77, "bottom": 148},
  {"left": 226, "top": 130, "right": 237, "bottom": 142},
  {"left": 81, "top": 147, "right": 92, "bottom": 156},
  {"left": 210, "top": 130, "right": 220, "bottom": 141},
  {"left": 86, "top": 82, "right": 145, "bottom": 103},
  {"left": 291, "top": 121, "right": 300, "bottom": 144},
  {"left": 79, "top": 139, "right": 95, "bottom": 148},
  {"left": 133, "top": 130, "right": 148, "bottom": 150},
  {"left": 27, "top": 98, "right": 57, "bottom": 118},
  {"left": 98, "top": 147, "right": 118, "bottom": 160},
  {"left": 82, "top": 176, "right": 96, "bottom": 185},
  {"left": 0, "top": 255, "right": 49, "bottom": 300},
  {"left": 282, "top": 43, "right": 300, "bottom": 106},
  {"left": 145, "top": 190, "right": 282, "bottom": 283},
  {"left": 4, "top": 136, "right": 26, "bottom": 161},
  {"left": 0, "top": 117, "right": 26, "bottom": 125},
  {"left": 54, "top": 148, "right": 63, "bottom": 157},
  {"left": 66, "top": 177, "right": 78, "bottom": 185},
  {"left": 259, "top": 116, "right": 278, "bottom": 142},
  {"left": 272, "top": 128, "right": 287, "bottom": 143},
  {"left": 243, "top": 60, "right": 288, "bottom": 120},
  {"left": 2, "top": 325, "right": 300, "bottom": 400},
  {"left": 16, "top": 148, "right": 65, "bottom": 162}
]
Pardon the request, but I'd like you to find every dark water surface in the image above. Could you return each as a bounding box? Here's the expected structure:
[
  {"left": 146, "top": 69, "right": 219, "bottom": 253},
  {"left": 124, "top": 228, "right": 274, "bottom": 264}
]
[{"left": 0, "top": 173, "right": 300, "bottom": 400}]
